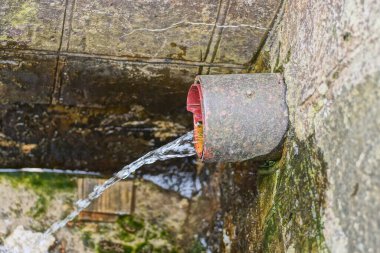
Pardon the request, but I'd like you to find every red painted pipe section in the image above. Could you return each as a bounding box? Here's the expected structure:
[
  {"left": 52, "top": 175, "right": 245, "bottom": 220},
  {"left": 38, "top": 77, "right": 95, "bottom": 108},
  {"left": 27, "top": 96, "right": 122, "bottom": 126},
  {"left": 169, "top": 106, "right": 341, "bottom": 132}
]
[{"left": 186, "top": 83, "right": 204, "bottom": 158}]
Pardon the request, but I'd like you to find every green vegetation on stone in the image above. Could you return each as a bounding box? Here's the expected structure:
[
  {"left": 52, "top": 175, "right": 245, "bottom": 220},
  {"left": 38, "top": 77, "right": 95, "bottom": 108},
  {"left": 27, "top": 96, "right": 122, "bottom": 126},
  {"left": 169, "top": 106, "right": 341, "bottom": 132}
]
[
  {"left": 29, "top": 195, "right": 47, "bottom": 218},
  {"left": 97, "top": 240, "right": 132, "bottom": 253},
  {"left": 0, "top": 172, "right": 77, "bottom": 219},
  {"left": 189, "top": 240, "right": 206, "bottom": 253},
  {"left": 135, "top": 242, "right": 152, "bottom": 252},
  {"left": 259, "top": 129, "right": 329, "bottom": 252},
  {"left": 123, "top": 245, "right": 134, "bottom": 253},
  {"left": 117, "top": 215, "right": 144, "bottom": 233},
  {"left": 82, "top": 231, "right": 96, "bottom": 249},
  {"left": 0, "top": 172, "right": 76, "bottom": 194}
]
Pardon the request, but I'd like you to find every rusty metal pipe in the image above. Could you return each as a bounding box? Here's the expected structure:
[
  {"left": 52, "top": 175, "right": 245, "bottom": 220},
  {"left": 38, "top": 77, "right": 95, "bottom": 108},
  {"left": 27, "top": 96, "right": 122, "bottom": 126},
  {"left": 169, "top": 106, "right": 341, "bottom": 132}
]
[{"left": 187, "top": 74, "right": 288, "bottom": 162}]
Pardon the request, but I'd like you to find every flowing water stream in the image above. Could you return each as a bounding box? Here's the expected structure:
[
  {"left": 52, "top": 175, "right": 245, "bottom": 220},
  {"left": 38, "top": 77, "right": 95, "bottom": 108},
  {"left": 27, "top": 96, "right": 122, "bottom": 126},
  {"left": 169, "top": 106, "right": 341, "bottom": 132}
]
[{"left": 0, "top": 131, "right": 195, "bottom": 252}]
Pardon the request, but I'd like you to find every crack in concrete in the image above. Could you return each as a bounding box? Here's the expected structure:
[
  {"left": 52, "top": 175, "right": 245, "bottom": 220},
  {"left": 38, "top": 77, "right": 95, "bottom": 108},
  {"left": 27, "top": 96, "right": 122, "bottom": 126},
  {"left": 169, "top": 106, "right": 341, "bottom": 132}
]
[
  {"left": 120, "top": 20, "right": 267, "bottom": 39},
  {"left": 51, "top": 0, "right": 73, "bottom": 105}
]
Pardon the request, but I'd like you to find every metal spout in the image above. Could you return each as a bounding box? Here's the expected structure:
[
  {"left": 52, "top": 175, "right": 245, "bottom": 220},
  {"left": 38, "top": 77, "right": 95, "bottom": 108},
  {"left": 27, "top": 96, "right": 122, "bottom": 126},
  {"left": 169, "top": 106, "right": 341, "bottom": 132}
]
[{"left": 187, "top": 74, "right": 289, "bottom": 162}]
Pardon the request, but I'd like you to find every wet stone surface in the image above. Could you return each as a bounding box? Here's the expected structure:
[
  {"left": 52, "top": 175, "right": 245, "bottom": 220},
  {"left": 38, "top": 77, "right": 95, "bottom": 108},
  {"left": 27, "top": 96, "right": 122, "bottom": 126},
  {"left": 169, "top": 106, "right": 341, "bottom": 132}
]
[
  {"left": 58, "top": 56, "right": 197, "bottom": 110},
  {"left": 0, "top": 52, "right": 56, "bottom": 104},
  {"left": 200, "top": 129, "right": 328, "bottom": 252},
  {"left": 139, "top": 158, "right": 203, "bottom": 199},
  {"left": 198, "top": 0, "right": 380, "bottom": 251},
  {"left": 0, "top": 103, "right": 190, "bottom": 172},
  {"left": 218, "top": 162, "right": 259, "bottom": 252}
]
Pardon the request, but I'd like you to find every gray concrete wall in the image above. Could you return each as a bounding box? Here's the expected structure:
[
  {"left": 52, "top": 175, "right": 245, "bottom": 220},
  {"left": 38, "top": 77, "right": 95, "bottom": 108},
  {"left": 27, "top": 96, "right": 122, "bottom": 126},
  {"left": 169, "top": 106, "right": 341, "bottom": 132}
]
[{"left": 265, "top": 0, "right": 380, "bottom": 251}]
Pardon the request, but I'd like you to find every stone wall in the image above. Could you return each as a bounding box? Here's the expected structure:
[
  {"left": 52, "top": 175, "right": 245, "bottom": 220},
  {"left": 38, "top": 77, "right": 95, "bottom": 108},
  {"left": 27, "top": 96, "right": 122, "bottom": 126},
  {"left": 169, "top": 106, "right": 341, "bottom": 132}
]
[
  {"left": 216, "top": 0, "right": 380, "bottom": 252},
  {"left": 0, "top": 0, "right": 281, "bottom": 171},
  {"left": 270, "top": 0, "right": 380, "bottom": 251},
  {"left": 1, "top": 0, "right": 379, "bottom": 252}
]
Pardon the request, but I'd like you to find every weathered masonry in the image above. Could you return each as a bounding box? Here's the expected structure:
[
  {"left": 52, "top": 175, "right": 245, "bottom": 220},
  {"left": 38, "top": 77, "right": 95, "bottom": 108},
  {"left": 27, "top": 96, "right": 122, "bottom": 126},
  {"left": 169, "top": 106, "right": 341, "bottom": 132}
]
[{"left": 0, "top": 0, "right": 281, "bottom": 172}]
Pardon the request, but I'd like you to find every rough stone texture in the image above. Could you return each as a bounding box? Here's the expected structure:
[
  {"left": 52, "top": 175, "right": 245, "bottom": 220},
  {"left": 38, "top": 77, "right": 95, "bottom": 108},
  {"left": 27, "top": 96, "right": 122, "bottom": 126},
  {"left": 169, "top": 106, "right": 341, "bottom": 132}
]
[
  {"left": 59, "top": 56, "right": 198, "bottom": 110},
  {"left": 0, "top": 0, "right": 66, "bottom": 51},
  {"left": 0, "top": 0, "right": 281, "bottom": 170},
  {"left": 67, "top": 0, "right": 216, "bottom": 61},
  {"left": 206, "top": 0, "right": 380, "bottom": 252},
  {"left": 212, "top": 0, "right": 280, "bottom": 65},
  {"left": 0, "top": 172, "right": 219, "bottom": 252},
  {"left": 0, "top": 52, "right": 56, "bottom": 104},
  {"left": 134, "top": 180, "right": 190, "bottom": 238},
  {"left": 259, "top": 0, "right": 380, "bottom": 252},
  {"left": 1, "top": 0, "right": 379, "bottom": 252},
  {"left": 0, "top": 104, "right": 191, "bottom": 172},
  {"left": 316, "top": 74, "right": 380, "bottom": 253},
  {"left": 0, "top": 0, "right": 279, "bottom": 64}
]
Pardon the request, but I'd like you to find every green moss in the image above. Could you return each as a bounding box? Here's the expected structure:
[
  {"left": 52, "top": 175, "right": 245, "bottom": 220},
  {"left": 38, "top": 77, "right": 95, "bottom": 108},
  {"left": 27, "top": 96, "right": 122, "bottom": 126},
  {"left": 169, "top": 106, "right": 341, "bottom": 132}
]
[
  {"left": 332, "top": 71, "right": 340, "bottom": 80},
  {"left": 29, "top": 195, "right": 48, "bottom": 218},
  {"left": 12, "top": 3, "right": 37, "bottom": 25},
  {"left": 274, "top": 54, "right": 284, "bottom": 73},
  {"left": 0, "top": 35, "right": 9, "bottom": 41},
  {"left": 118, "top": 230, "right": 136, "bottom": 242},
  {"left": 0, "top": 172, "right": 76, "bottom": 195},
  {"left": 259, "top": 129, "right": 329, "bottom": 252},
  {"left": 135, "top": 242, "right": 153, "bottom": 253},
  {"left": 189, "top": 240, "right": 206, "bottom": 253},
  {"left": 312, "top": 99, "right": 325, "bottom": 113},
  {"left": 284, "top": 49, "right": 292, "bottom": 64},
  {"left": 96, "top": 247, "right": 113, "bottom": 253},
  {"left": 117, "top": 215, "right": 144, "bottom": 239},
  {"left": 258, "top": 160, "right": 280, "bottom": 175},
  {"left": 159, "top": 230, "right": 169, "bottom": 239},
  {"left": 146, "top": 230, "right": 158, "bottom": 240},
  {"left": 95, "top": 224, "right": 110, "bottom": 235},
  {"left": 97, "top": 240, "right": 133, "bottom": 253},
  {"left": 153, "top": 246, "right": 176, "bottom": 253},
  {"left": 112, "top": 213, "right": 178, "bottom": 251},
  {"left": 123, "top": 245, "right": 134, "bottom": 253},
  {"left": 82, "top": 231, "right": 95, "bottom": 249},
  {"left": 250, "top": 50, "right": 271, "bottom": 73},
  {"left": 0, "top": 172, "right": 77, "bottom": 222}
]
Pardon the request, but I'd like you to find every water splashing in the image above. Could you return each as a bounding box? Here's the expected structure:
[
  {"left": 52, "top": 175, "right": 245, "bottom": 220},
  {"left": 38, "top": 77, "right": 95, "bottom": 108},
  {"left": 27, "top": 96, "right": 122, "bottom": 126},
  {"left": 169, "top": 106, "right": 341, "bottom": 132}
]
[{"left": 43, "top": 131, "right": 195, "bottom": 237}]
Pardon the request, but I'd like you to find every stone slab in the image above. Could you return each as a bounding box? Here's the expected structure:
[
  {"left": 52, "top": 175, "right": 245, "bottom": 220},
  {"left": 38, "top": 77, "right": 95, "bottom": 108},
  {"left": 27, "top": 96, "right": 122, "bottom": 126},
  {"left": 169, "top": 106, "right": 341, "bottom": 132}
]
[
  {"left": 0, "top": 104, "right": 190, "bottom": 172},
  {"left": 0, "top": 0, "right": 66, "bottom": 51},
  {"left": 0, "top": 51, "right": 56, "bottom": 104},
  {"left": 59, "top": 56, "right": 199, "bottom": 112}
]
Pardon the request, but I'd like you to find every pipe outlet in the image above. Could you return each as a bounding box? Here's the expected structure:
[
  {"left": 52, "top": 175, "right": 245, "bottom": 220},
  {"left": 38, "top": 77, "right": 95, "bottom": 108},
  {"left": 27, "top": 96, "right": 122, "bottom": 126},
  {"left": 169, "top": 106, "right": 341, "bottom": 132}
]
[{"left": 187, "top": 74, "right": 288, "bottom": 162}]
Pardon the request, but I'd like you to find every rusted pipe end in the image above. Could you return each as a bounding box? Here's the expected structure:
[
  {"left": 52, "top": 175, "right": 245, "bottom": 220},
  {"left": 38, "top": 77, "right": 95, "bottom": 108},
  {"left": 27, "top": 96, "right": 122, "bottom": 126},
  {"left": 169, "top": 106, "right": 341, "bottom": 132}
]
[
  {"left": 186, "top": 83, "right": 204, "bottom": 158},
  {"left": 186, "top": 73, "right": 289, "bottom": 162}
]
